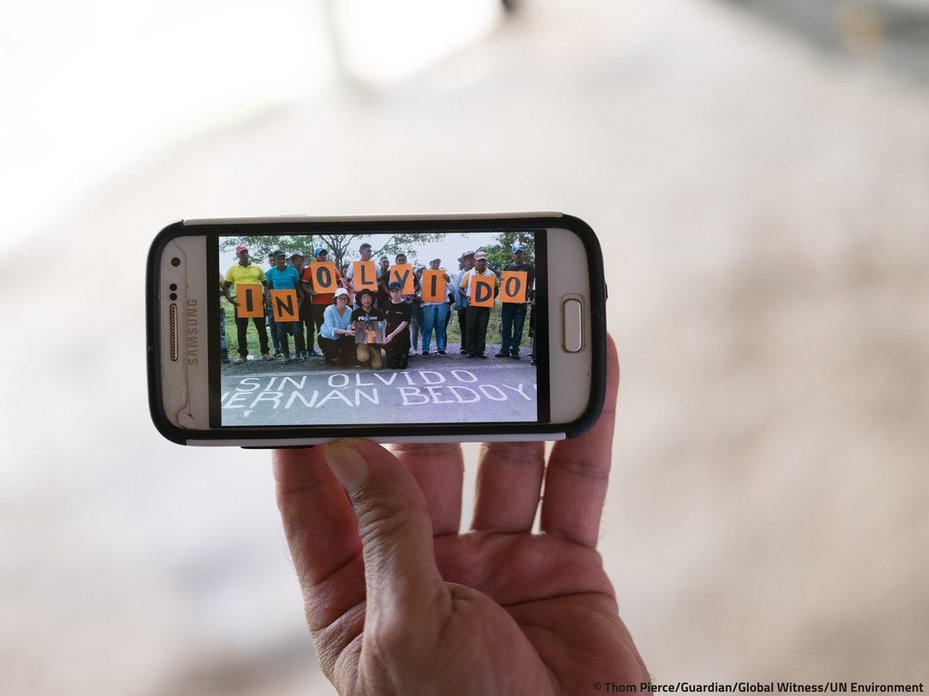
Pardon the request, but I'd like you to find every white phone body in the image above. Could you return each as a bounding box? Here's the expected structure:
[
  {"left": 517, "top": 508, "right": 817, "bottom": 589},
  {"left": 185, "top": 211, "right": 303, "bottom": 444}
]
[{"left": 147, "top": 213, "right": 606, "bottom": 447}]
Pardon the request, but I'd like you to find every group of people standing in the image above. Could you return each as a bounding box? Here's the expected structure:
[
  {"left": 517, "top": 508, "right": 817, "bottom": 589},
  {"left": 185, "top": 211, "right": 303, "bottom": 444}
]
[{"left": 220, "top": 241, "right": 536, "bottom": 370}]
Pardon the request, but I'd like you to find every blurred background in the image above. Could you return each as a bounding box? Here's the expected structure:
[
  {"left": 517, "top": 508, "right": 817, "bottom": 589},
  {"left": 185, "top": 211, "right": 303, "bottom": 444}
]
[{"left": 2, "top": 0, "right": 928, "bottom": 692}]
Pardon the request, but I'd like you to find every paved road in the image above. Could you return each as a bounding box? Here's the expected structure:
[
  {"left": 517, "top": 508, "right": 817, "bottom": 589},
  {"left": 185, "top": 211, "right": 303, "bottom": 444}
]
[{"left": 221, "top": 361, "right": 537, "bottom": 425}]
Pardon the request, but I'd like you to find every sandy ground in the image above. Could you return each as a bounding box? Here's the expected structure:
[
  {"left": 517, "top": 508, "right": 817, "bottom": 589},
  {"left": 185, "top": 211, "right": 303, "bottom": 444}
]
[{"left": 2, "top": 0, "right": 928, "bottom": 693}]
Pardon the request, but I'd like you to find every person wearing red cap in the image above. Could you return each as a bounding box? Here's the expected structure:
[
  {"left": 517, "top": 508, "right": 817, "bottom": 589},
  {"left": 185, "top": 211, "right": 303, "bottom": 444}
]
[{"left": 222, "top": 245, "right": 274, "bottom": 363}]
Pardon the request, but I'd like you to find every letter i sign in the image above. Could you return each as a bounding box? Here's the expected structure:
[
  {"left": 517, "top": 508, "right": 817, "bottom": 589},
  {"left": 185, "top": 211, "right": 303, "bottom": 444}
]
[{"left": 236, "top": 284, "right": 264, "bottom": 318}]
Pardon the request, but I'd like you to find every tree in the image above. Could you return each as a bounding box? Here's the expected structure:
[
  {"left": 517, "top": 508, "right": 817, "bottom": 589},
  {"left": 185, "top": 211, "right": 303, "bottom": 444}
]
[
  {"left": 220, "top": 235, "right": 316, "bottom": 264},
  {"left": 221, "top": 233, "right": 446, "bottom": 269},
  {"left": 313, "top": 233, "right": 446, "bottom": 269},
  {"left": 481, "top": 230, "right": 537, "bottom": 274}
]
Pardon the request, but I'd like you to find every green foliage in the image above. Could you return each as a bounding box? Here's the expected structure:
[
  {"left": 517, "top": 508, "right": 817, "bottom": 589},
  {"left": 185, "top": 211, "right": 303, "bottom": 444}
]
[
  {"left": 220, "top": 235, "right": 315, "bottom": 264},
  {"left": 480, "top": 230, "right": 536, "bottom": 274},
  {"left": 315, "top": 233, "right": 447, "bottom": 269},
  {"left": 221, "top": 233, "right": 447, "bottom": 269}
]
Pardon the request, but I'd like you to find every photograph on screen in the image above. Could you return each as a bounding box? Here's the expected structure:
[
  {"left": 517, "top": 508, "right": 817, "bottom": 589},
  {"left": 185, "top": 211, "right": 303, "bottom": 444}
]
[{"left": 217, "top": 230, "right": 539, "bottom": 426}]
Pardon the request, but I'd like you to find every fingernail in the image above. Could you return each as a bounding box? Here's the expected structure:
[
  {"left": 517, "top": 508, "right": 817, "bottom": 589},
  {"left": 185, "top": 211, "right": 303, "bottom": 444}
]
[{"left": 325, "top": 441, "right": 369, "bottom": 492}]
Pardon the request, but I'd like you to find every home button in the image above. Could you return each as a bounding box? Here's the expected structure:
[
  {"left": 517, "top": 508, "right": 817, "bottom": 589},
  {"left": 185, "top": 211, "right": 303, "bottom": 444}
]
[{"left": 562, "top": 298, "right": 583, "bottom": 353}]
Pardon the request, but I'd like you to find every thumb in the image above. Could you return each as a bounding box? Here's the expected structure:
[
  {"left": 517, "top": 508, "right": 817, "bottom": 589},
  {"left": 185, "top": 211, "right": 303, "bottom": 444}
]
[{"left": 325, "top": 438, "right": 447, "bottom": 620}]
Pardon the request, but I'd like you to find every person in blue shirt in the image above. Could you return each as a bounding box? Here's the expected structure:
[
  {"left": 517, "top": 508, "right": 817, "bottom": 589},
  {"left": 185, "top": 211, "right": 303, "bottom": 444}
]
[
  {"left": 265, "top": 252, "right": 282, "bottom": 356},
  {"left": 452, "top": 250, "right": 475, "bottom": 354},
  {"left": 265, "top": 250, "right": 306, "bottom": 363},
  {"left": 318, "top": 289, "right": 356, "bottom": 367},
  {"left": 420, "top": 258, "right": 451, "bottom": 356}
]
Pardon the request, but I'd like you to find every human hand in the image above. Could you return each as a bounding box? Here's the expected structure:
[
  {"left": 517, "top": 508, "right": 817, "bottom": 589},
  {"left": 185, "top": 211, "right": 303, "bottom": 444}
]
[{"left": 273, "top": 336, "right": 647, "bottom": 694}]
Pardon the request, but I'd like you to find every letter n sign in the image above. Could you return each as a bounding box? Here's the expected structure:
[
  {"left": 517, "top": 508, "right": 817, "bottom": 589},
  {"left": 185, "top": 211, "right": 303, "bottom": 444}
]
[
  {"left": 469, "top": 275, "right": 496, "bottom": 308},
  {"left": 270, "top": 290, "right": 299, "bottom": 322},
  {"left": 236, "top": 284, "right": 264, "bottom": 318},
  {"left": 500, "top": 271, "right": 527, "bottom": 303}
]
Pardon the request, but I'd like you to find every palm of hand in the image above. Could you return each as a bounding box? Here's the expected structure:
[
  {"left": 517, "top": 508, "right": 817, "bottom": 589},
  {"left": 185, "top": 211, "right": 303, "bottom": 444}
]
[
  {"left": 274, "top": 338, "right": 646, "bottom": 694},
  {"left": 318, "top": 528, "right": 643, "bottom": 695},
  {"left": 427, "top": 532, "right": 644, "bottom": 694}
]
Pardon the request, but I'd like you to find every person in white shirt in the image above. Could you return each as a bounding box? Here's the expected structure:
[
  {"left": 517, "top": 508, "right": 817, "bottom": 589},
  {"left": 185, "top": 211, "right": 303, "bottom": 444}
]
[
  {"left": 345, "top": 242, "right": 382, "bottom": 307},
  {"left": 459, "top": 251, "right": 498, "bottom": 358}
]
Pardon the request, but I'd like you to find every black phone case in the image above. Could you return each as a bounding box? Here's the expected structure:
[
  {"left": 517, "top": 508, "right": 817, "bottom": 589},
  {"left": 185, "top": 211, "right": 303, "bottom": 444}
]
[{"left": 147, "top": 213, "right": 607, "bottom": 445}]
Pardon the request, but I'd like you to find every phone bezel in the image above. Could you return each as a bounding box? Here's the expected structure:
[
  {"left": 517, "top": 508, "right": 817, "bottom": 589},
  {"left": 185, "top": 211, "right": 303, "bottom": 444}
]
[{"left": 146, "top": 213, "right": 606, "bottom": 445}]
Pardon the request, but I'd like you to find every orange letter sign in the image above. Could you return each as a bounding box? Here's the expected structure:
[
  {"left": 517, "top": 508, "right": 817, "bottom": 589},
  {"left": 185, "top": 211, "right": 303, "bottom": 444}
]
[
  {"left": 421, "top": 270, "right": 446, "bottom": 303},
  {"left": 389, "top": 264, "right": 414, "bottom": 295},
  {"left": 311, "top": 262, "right": 337, "bottom": 293},
  {"left": 353, "top": 261, "right": 377, "bottom": 291},
  {"left": 500, "top": 271, "right": 527, "bottom": 303},
  {"left": 469, "top": 275, "right": 496, "bottom": 308},
  {"left": 270, "top": 290, "right": 299, "bottom": 322},
  {"left": 236, "top": 284, "right": 264, "bottom": 319}
]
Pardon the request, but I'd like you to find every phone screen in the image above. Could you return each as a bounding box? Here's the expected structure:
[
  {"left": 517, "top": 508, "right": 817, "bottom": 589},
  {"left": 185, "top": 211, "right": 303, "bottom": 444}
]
[{"left": 210, "top": 229, "right": 547, "bottom": 429}]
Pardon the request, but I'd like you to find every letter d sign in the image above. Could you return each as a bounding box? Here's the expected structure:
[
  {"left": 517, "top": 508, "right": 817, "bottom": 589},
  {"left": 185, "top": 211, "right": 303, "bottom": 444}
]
[{"left": 469, "top": 275, "right": 495, "bottom": 308}]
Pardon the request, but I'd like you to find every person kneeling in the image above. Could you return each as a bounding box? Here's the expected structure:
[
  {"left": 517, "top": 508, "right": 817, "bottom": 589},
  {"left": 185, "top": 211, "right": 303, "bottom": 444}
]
[
  {"left": 352, "top": 288, "right": 384, "bottom": 369},
  {"left": 318, "top": 289, "right": 356, "bottom": 367}
]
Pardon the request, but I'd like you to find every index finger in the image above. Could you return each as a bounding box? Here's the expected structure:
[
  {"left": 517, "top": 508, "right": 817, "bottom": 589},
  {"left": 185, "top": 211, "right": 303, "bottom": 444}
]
[
  {"left": 273, "top": 447, "right": 363, "bottom": 627},
  {"left": 539, "top": 334, "right": 620, "bottom": 547},
  {"left": 390, "top": 443, "right": 464, "bottom": 535}
]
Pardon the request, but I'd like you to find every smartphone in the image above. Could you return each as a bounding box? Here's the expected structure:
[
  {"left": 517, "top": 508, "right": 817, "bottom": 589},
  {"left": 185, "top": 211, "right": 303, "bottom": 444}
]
[{"left": 147, "top": 213, "right": 606, "bottom": 446}]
